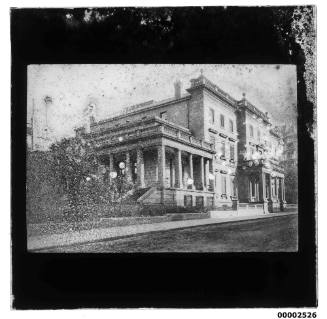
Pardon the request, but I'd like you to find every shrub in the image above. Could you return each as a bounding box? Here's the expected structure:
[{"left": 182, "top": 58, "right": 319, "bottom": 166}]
[
  {"left": 139, "top": 205, "right": 209, "bottom": 216},
  {"left": 139, "top": 205, "right": 167, "bottom": 216}
]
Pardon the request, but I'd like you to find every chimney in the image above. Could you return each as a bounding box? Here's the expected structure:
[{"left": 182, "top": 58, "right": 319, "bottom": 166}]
[{"left": 174, "top": 80, "right": 182, "bottom": 99}]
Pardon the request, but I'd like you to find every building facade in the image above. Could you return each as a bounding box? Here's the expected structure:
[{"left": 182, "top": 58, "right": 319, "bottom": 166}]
[
  {"left": 279, "top": 122, "right": 298, "bottom": 203},
  {"left": 76, "top": 73, "right": 286, "bottom": 212},
  {"left": 279, "top": 122, "right": 297, "bottom": 167}
]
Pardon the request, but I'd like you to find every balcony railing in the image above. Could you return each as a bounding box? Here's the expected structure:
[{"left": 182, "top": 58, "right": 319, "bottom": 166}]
[
  {"left": 239, "top": 158, "right": 284, "bottom": 172},
  {"left": 91, "top": 117, "right": 215, "bottom": 152}
]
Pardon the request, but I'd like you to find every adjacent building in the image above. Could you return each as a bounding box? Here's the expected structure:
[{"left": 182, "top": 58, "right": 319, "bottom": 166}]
[
  {"left": 279, "top": 122, "right": 297, "bottom": 167},
  {"left": 76, "top": 72, "right": 286, "bottom": 212},
  {"left": 279, "top": 122, "right": 298, "bottom": 203}
]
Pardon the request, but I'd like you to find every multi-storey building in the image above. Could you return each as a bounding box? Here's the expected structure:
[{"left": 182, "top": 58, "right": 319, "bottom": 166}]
[
  {"left": 279, "top": 122, "right": 297, "bottom": 167},
  {"left": 279, "top": 122, "right": 298, "bottom": 203},
  {"left": 76, "top": 72, "right": 286, "bottom": 212}
]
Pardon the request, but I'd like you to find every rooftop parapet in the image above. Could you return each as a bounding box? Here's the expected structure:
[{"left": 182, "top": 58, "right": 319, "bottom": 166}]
[
  {"left": 237, "top": 93, "right": 271, "bottom": 124},
  {"left": 188, "top": 74, "right": 238, "bottom": 107}
]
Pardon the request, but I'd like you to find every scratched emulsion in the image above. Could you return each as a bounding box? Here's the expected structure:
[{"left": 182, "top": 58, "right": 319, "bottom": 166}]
[
  {"left": 273, "top": 6, "right": 316, "bottom": 137},
  {"left": 291, "top": 7, "right": 316, "bottom": 107}
]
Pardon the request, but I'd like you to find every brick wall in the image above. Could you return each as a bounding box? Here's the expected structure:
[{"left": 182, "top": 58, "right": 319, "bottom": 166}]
[
  {"left": 93, "top": 100, "right": 189, "bottom": 133},
  {"left": 144, "top": 150, "right": 158, "bottom": 187},
  {"left": 203, "top": 91, "right": 237, "bottom": 143},
  {"left": 187, "top": 89, "right": 205, "bottom": 139}
]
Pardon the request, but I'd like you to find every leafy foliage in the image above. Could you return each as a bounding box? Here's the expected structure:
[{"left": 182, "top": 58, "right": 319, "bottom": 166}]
[
  {"left": 48, "top": 136, "right": 134, "bottom": 222},
  {"left": 284, "top": 164, "right": 298, "bottom": 203}
]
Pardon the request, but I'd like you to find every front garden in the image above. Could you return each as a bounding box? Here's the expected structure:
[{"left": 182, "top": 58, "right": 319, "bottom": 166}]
[{"left": 27, "top": 137, "right": 209, "bottom": 237}]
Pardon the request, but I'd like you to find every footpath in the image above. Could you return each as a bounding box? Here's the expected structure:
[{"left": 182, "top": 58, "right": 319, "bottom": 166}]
[{"left": 28, "top": 211, "right": 297, "bottom": 251}]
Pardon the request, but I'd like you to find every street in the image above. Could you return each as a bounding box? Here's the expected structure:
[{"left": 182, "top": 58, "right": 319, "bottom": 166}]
[{"left": 44, "top": 214, "right": 298, "bottom": 253}]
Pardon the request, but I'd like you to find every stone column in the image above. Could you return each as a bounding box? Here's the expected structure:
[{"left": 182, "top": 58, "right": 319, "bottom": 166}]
[
  {"left": 259, "top": 172, "right": 266, "bottom": 202},
  {"left": 188, "top": 153, "right": 194, "bottom": 189},
  {"left": 268, "top": 174, "right": 273, "bottom": 213},
  {"left": 260, "top": 172, "right": 268, "bottom": 213},
  {"left": 200, "top": 156, "right": 205, "bottom": 190},
  {"left": 125, "top": 151, "right": 132, "bottom": 181},
  {"left": 136, "top": 148, "right": 145, "bottom": 188},
  {"left": 280, "top": 177, "right": 286, "bottom": 211},
  {"left": 109, "top": 153, "right": 114, "bottom": 181},
  {"left": 276, "top": 177, "right": 280, "bottom": 204},
  {"left": 205, "top": 158, "right": 210, "bottom": 191},
  {"left": 210, "top": 160, "right": 215, "bottom": 192},
  {"left": 157, "top": 145, "right": 166, "bottom": 187},
  {"left": 175, "top": 149, "right": 183, "bottom": 188},
  {"left": 268, "top": 174, "right": 272, "bottom": 199}
]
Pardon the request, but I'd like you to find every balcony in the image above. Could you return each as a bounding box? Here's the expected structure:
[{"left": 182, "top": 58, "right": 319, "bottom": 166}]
[
  {"left": 90, "top": 116, "right": 215, "bottom": 153},
  {"left": 239, "top": 158, "right": 284, "bottom": 173}
]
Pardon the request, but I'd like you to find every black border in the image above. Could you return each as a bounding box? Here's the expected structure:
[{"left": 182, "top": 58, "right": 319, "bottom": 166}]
[{"left": 11, "top": 7, "right": 316, "bottom": 309}]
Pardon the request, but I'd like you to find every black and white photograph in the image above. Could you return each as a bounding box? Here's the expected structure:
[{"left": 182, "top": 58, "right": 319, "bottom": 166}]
[
  {"left": 26, "top": 64, "right": 298, "bottom": 253},
  {"left": 10, "top": 5, "right": 317, "bottom": 310}
]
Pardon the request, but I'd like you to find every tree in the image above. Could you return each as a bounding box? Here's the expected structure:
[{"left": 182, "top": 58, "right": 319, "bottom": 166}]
[
  {"left": 50, "top": 136, "right": 99, "bottom": 220},
  {"left": 284, "top": 164, "right": 298, "bottom": 204},
  {"left": 49, "top": 136, "right": 135, "bottom": 221}
]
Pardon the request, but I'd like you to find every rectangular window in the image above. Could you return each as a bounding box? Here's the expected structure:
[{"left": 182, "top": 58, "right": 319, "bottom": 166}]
[
  {"left": 160, "top": 111, "right": 167, "bottom": 120},
  {"left": 221, "top": 175, "right": 227, "bottom": 195},
  {"left": 195, "top": 196, "right": 204, "bottom": 207},
  {"left": 184, "top": 195, "right": 193, "bottom": 207},
  {"left": 251, "top": 180, "right": 256, "bottom": 198},
  {"left": 209, "top": 108, "right": 215, "bottom": 124},
  {"left": 249, "top": 125, "right": 254, "bottom": 137},
  {"left": 209, "top": 135, "right": 216, "bottom": 145},
  {"left": 230, "top": 143, "right": 235, "bottom": 160},
  {"left": 207, "top": 197, "right": 214, "bottom": 208},
  {"left": 229, "top": 119, "right": 234, "bottom": 133},
  {"left": 220, "top": 114, "right": 225, "bottom": 128},
  {"left": 230, "top": 176, "right": 236, "bottom": 197},
  {"left": 257, "top": 129, "right": 261, "bottom": 141},
  {"left": 221, "top": 141, "right": 226, "bottom": 157}
]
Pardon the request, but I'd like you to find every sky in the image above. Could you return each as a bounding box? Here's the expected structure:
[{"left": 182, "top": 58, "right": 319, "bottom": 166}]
[{"left": 27, "top": 64, "right": 297, "bottom": 146}]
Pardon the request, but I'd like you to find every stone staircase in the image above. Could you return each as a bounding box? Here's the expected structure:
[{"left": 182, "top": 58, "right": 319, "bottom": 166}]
[{"left": 123, "top": 187, "right": 150, "bottom": 204}]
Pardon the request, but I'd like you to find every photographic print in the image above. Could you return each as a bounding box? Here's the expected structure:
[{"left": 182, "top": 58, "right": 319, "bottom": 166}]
[{"left": 26, "top": 64, "right": 298, "bottom": 253}]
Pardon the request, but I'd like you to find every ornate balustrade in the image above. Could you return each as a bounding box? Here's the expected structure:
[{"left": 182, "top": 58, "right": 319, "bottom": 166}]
[{"left": 91, "top": 116, "right": 215, "bottom": 152}]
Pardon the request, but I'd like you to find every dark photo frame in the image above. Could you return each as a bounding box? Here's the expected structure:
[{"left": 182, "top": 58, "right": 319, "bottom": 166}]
[{"left": 11, "top": 7, "right": 316, "bottom": 309}]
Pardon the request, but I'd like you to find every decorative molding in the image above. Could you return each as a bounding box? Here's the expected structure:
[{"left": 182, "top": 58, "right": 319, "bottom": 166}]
[{"left": 209, "top": 128, "right": 218, "bottom": 134}]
